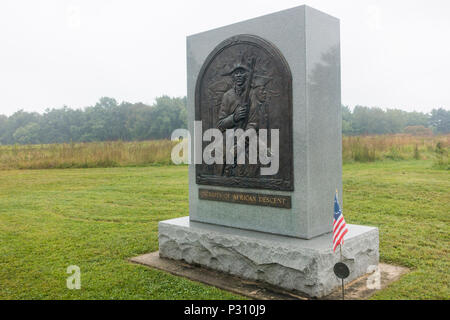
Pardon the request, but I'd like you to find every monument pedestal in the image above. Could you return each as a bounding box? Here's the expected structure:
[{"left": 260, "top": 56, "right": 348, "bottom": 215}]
[{"left": 159, "top": 217, "right": 379, "bottom": 298}]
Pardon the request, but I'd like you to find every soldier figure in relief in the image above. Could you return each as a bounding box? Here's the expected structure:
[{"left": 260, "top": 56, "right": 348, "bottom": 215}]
[
  {"left": 216, "top": 62, "right": 271, "bottom": 177},
  {"left": 217, "top": 63, "right": 250, "bottom": 132}
]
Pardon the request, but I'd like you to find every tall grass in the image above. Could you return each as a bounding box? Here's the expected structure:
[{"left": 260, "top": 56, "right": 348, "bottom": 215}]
[
  {"left": 342, "top": 134, "right": 450, "bottom": 165},
  {"left": 0, "top": 140, "right": 176, "bottom": 170},
  {"left": 0, "top": 134, "right": 448, "bottom": 170},
  {"left": 433, "top": 141, "right": 450, "bottom": 170}
]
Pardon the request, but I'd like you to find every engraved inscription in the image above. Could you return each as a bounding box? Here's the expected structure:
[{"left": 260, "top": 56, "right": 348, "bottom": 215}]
[{"left": 199, "top": 189, "right": 291, "bottom": 209}]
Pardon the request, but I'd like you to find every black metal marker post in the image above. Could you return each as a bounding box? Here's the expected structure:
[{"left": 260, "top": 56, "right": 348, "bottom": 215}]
[{"left": 333, "top": 246, "right": 349, "bottom": 301}]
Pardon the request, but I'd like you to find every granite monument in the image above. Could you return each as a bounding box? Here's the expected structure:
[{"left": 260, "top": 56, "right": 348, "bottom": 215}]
[{"left": 158, "top": 5, "right": 379, "bottom": 298}]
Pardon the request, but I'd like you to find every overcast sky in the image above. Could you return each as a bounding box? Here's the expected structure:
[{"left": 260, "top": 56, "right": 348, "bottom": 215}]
[{"left": 0, "top": 0, "right": 449, "bottom": 116}]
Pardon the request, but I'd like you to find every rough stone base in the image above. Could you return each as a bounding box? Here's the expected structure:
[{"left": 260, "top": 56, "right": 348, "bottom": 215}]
[
  {"left": 158, "top": 217, "right": 379, "bottom": 298},
  {"left": 130, "top": 252, "right": 408, "bottom": 300}
]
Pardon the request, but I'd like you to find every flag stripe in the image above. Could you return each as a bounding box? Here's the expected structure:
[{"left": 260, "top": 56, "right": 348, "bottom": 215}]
[
  {"left": 333, "top": 215, "right": 343, "bottom": 231},
  {"left": 333, "top": 222, "right": 347, "bottom": 246},
  {"left": 333, "top": 229, "right": 348, "bottom": 251},
  {"left": 333, "top": 222, "right": 346, "bottom": 242},
  {"left": 332, "top": 193, "right": 348, "bottom": 252},
  {"left": 333, "top": 215, "right": 343, "bottom": 228}
]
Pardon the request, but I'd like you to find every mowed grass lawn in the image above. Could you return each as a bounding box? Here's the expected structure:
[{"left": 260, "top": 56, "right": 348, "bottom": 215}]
[{"left": 0, "top": 161, "right": 448, "bottom": 299}]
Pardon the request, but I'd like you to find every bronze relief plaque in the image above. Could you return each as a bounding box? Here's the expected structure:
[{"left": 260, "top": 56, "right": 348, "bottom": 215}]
[{"left": 195, "top": 34, "right": 293, "bottom": 191}]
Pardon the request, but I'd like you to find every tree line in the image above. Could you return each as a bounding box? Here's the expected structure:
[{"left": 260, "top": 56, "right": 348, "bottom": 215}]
[
  {"left": 0, "top": 96, "right": 449, "bottom": 145},
  {"left": 0, "top": 96, "right": 186, "bottom": 145},
  {"left": 342, "top": 105, "right": 449, "bottom": 136}
]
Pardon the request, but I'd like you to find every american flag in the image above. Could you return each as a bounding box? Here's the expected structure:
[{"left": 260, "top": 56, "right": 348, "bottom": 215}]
[{"left": 333, "top": 191, "right": 348, "bottom": 252}]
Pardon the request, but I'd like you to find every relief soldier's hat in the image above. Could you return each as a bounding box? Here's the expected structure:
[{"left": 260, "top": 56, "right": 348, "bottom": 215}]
[
  {"left": 222, "top": 63, "right": 250, "bottom": 76},
  {"left": 252, "top": 75, "right": 272, "bottom": 88}
]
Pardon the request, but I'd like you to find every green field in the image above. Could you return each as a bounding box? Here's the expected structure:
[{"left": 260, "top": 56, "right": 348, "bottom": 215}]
[{"left": 0, "top": 161, "right": 448, "bottom": 299}]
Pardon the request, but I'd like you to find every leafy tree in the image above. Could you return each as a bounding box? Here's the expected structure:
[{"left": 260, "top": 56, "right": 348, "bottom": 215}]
[
  {"left": 0, "top": 110, "right": 40, "bottom": 144},
  {"left": 405, "top": 111, "right": 429, "bottom": 127},
  {"left": 429, "top": 108, "right": 450, "bottom": 134},
  {"left": 13, "top": 122, "right": 41, "bottom": 144},
  {"left": 385, "top": 109, "right": 406, "bottom": 134},
  {"left": 148, "top": 96, "right": 187, "bottom": 139},
  {"left": 341, "top": 105, "right": 353, "bottom": 135}
]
